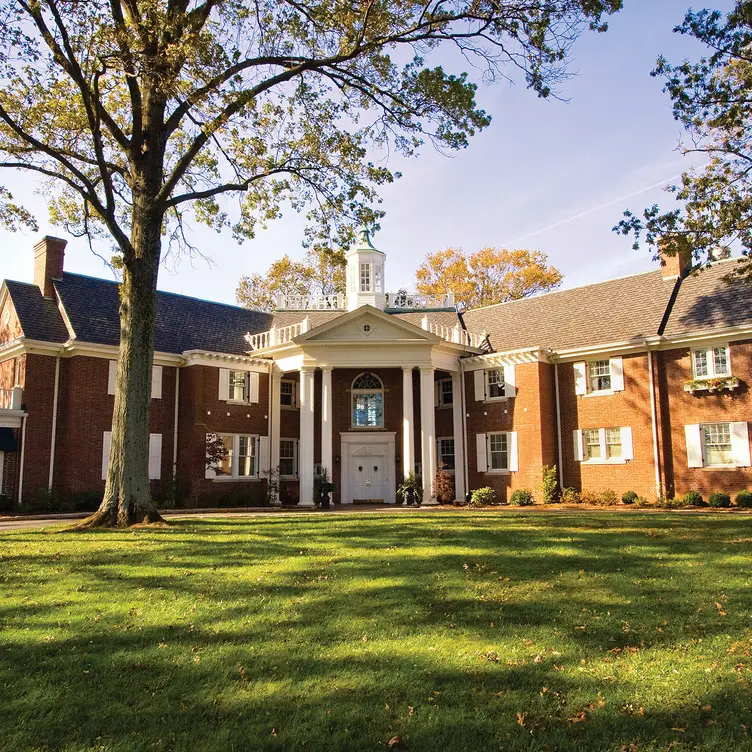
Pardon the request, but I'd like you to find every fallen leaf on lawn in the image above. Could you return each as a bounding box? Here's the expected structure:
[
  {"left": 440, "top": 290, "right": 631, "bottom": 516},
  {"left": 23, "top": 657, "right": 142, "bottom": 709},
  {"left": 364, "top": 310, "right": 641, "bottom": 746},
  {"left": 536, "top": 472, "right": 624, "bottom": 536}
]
[
  {"left": 483, "top": 650, "right": 499, "bottom": 662},
  {"left": 534, "top": 655, "right": 542, "bottom": 663},
  {"left": 619, "top": 745, "right": 638, "bottom": 752},
  {"left": 671, "top": 728, "right": 685, "bottom": 733},
  {"left": 516, "top": 712, "right": 526, "bottom": 727},
  {"left": 408, "top": 706, "right": 414, "bottom": 716},
  {"left": 362, "top": 635, "right": 368, "bottom": 642},
  {"left": 271, "top": 728, "right": 278, "bottom": 737},
  {"left": 387, "top": 735, "right": 400, "bottom": 747},
  {"left": 569, "top": 711, "right": 587, "bottom": 724}
]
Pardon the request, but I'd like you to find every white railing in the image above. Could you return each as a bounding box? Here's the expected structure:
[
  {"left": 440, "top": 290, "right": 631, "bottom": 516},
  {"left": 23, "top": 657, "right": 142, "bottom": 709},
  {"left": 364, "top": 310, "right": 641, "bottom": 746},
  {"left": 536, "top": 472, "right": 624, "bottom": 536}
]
[
  {"left": 385, "top": 292, "right": 455, "bottom": 309},
  {"left": 275, "top": 293, "right": 345, "bottom": 311},
  {"left": 424, "top": 321, "right": 487, "bottom": 349},
  {"left": 0, "top": 386, "right": 22, "bottom": 410},
  {"left": 246, "top": 319, "right": 308, "bottom": 350}
]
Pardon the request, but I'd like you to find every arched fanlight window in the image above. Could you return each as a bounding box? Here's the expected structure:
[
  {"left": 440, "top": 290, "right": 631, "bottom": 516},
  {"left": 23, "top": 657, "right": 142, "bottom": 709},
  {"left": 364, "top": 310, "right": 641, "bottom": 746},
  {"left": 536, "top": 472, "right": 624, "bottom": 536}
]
[{"left": 352, "top": 372, "right": 384, "bottom": 427}]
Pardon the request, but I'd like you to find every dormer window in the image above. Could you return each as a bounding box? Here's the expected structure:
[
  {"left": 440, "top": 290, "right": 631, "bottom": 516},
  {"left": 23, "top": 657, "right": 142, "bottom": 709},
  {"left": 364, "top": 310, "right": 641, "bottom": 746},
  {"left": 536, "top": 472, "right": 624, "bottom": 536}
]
[{"left": 360, "top": 263, "right": 371, "bottom": 292}]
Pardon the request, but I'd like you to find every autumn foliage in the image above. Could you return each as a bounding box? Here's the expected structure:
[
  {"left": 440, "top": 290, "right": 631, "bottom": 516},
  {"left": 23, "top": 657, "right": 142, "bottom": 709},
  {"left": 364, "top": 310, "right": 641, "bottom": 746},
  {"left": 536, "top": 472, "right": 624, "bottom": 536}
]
[{"left": 415, "top": 247, "right": 563, "bottom": 310}]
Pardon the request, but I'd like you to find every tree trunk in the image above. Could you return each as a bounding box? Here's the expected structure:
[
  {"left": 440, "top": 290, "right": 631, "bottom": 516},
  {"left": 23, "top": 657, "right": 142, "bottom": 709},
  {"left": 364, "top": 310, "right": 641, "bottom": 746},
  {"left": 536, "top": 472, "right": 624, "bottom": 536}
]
[{"left": 74, "top": 201, "right": 166, "bottom": 528}]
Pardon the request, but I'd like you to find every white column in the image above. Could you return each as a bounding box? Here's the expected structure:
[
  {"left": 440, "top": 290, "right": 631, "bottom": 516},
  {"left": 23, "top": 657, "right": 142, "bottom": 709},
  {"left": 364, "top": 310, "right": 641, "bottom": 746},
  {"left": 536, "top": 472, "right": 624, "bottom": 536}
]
[
  {"left": 402, "top": 367, "right": 415, "bottom": 482},
  {"left": 321, "top": 367, "right": 333, "bottom": 480},
  {"left": 298, "top": 366, "right": 315, "bottom": 507},
  {"left": 451, "top": 371, "right": 466, "bottom": 503},
  {"left": 419, "top": 366, "right": 438, "bottom": 505},
  {"left": 269, "top": 368, "right": 282, "bottom": 506}
]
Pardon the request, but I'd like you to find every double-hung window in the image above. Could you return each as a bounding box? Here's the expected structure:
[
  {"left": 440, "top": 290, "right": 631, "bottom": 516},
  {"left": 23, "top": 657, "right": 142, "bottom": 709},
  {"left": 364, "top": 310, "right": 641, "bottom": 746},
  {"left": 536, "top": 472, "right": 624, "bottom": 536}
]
[
  {"left": 692, "top": 346, "right": 730, "bottom": 379},
  {"left": 437, "top": 378, "right": 453, "bottom": 407},
  {"left": 487, "top": 369, "right": 505, "bottom": 399},
  {"left": 206, "top": 433, "right": 259, "bottom": 479},
  {"left": 574, "top": 357, "right": 624, "bottom": 395},
  {"left": 437, "top": 437, "right": 455, "bottom": 471},
  {"left": 279, "top": 439, "right": 298, "bottom": 477},
  {"left": 280, "top": 380, "right": 296, "bottom": 408},
  {"left": 488, "top": 433, "right": 508, "bottom": 470},
  {"left": 702, "top": 423, "right": 733, "bottom": 466},
  {"left": 229, "top": 370, "right": 248, "bottom": 401},
  {"left": 575, "top": 427, "right": 633, "bottom": 464},
  {"left": 589, "top": 360, "right": 611, "bottom": 392},
  {"left": 685, "top": 421, "right": 751, "bottom": 468}
]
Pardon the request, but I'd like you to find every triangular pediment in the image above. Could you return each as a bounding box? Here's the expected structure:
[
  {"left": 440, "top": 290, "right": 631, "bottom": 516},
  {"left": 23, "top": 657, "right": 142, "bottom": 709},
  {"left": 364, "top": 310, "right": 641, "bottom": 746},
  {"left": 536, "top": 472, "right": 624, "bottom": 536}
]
[{"left": 299, "top": 306, "right": 439, "bottom": 344}]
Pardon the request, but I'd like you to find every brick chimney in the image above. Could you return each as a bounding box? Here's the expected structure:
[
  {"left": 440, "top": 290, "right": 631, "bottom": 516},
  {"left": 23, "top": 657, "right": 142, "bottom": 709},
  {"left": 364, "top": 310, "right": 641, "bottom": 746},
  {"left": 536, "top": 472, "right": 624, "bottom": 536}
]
[
  {"left": 658, "top": 234, "right": 692, "bottom": 280},
  {"left": 33, "top": 236, "right": 67, "bottom": 298}
]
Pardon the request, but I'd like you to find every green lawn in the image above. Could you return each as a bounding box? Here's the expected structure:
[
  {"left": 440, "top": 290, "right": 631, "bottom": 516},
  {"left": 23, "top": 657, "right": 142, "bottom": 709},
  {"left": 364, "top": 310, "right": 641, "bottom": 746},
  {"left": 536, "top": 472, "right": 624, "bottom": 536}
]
[{"left": 1, "top": 513, "right": 751, "bottom": 752}]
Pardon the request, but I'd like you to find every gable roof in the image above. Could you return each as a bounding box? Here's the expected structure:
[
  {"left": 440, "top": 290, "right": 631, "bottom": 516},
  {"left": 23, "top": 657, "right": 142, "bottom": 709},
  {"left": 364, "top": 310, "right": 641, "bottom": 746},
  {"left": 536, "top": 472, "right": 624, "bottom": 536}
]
[
  {"left": 463, "top": 269, "right": 679, "bottom": 353},
  {"left": 662, "top": 258, "right": 752, "bottom": 337},
  {"left": 53, "top": 273, "right": 273, "bottom": 355},
  {"left": 4, "top": 280, "right": 70, "bottom": 343}
]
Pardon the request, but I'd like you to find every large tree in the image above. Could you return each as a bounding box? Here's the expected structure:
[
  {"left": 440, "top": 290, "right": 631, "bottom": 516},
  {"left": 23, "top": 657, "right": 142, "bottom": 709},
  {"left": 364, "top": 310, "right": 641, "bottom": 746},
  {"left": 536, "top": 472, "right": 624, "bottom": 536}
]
[
  {"left": 0, "top": 0, "right": 619, "bottom": 527},
  {"left": 236, "top": 248, "right": 346, "bottom": 312},
  {"left": 416, "top": 246, "right": 563, "bottom": 309},
  {"left": 615, "top": 2, "right": 752, "bottom": 275}
]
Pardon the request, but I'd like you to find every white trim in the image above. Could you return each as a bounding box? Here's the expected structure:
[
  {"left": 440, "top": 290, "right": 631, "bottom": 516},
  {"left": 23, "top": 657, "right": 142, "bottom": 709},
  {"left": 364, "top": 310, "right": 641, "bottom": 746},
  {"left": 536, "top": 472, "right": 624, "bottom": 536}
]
[
  {"left": 48, "top": 353, "right": 61, "bottom": 488},
  {"left": 173, "top": 366, "right": 180, "bottom": 480},
  {"left": 691, "top": 345, "right": 731, "bottom": 380},
  {"left": 436, "top": 436, "right": 456, "bottom": 474},
  {"left": 475, "top": 432, "right": 487, "bottom": 473},
  {"left": 730, "top": 422, "right": 751, "bottom": 467},
  {"left": 554, "top": 363, "right": 564, "bottom": 487},
  {"left": 647, "top": 349, "right": 662, "bottom": 496},
  {"left": 279, "top": 436, "right": 299, "bottom": 479},
  {"left": 205, "top": 432, "right": 261, "bottom": 480},
  {"left": 148, "top": 433, "right": 162, "bottom": 480},
  {"left": 685, "top": 424, "right": 703, "bottom": 468},
  {"left": 151, "top": 365, "right": 163, "bottom": 399}
]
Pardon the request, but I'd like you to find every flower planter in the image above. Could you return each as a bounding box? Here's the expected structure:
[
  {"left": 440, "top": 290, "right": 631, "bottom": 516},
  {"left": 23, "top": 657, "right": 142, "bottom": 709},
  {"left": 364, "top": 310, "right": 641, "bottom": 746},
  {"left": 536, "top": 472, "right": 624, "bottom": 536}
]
[{"left": 684, "top": 377, "right": 740, "bottom": 394}]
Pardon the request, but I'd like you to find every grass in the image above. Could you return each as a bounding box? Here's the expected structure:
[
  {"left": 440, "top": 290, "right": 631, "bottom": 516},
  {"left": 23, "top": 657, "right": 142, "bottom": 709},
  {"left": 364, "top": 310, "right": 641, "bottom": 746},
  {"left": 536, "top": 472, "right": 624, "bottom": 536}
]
[{"left": 1, "top": 512, "right": 751, "bottom": 752}]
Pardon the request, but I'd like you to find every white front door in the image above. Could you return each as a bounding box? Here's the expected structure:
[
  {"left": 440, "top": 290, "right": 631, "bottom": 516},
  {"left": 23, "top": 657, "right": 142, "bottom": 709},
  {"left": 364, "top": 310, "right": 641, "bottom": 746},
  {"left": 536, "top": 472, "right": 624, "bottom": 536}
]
[{"left": 351, "top": 445, "right": 387, "bottom": 502}]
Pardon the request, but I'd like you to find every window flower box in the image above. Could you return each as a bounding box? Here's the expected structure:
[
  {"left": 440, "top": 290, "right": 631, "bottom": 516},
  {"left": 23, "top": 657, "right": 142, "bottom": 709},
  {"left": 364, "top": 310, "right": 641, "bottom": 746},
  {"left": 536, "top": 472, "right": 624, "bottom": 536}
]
[{"left": 684, "top": 376, "right": 740, "bottom": 394}]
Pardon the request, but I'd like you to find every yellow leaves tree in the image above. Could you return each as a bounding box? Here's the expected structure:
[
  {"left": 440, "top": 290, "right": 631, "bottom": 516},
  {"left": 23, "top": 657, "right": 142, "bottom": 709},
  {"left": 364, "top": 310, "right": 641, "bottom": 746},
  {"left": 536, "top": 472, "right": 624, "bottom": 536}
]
[
  {"left": 415, "top": 247, "right": 563, "bottom": 310},
  {"left": 236, "top": 249, "right": 346, "bottom": 312}
]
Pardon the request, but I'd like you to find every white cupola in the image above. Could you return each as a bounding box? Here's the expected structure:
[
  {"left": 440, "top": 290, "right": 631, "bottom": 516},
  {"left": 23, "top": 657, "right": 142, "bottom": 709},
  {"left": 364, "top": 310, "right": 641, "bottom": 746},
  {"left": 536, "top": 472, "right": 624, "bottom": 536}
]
[{"left": 346, "top": 227, "right": 386, "bottom": 311}]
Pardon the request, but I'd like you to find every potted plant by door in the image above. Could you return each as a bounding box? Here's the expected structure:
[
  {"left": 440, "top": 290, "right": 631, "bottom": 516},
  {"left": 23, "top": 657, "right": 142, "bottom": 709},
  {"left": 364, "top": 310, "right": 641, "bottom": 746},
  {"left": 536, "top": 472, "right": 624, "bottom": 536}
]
[
  {"left": 314, "top": 468, "right": 336, "bottom": 509},
  {"left": 397, "top": 472, "right": 422, "bottom": 507}
]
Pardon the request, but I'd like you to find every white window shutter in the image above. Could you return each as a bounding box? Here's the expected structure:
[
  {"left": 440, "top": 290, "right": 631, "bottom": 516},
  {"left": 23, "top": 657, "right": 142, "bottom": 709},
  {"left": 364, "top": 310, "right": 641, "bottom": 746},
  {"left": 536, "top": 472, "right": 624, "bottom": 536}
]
[
  {"left": 249, "top": 371, "right": 260, "bottom": 403},
  {"left": 218, "top": 368, "right": 230, "bottom": 401},
  {"left": 621, "top": 427, "right": 634, "bottom": 460},
  {"left": 151, "top": 365, "right": 163, "bottom": 400},
  {"left": 101, "top": 431, "right": 112, "bottom": 480},
  {"left": 258, "top": 435, "right": 270, "bottom": 476},
  {"left": 730, "top": 422, "right": 751, "bottom": 467},
  {"left": 573, "top": 429, "right": 584, "bottom": 462},
  {"left": 503, "top": 364, "right": 516, "bottom": 398},
  {"left": 107, "top": 360, "right": 117, "bottom": 395},
  {"left": 475, "top": 433, "right": 487, "bottom": 472},
  {"left": 509, "top": 432, "right": 519, "bottom": 472},
  {"left": 148, "top": 433, "right": 162, "bottom": 480},
  {"left": 685, "top": 424, "right": 703, "bottom": 468},
  {"left": 610, "top": 357, "right": 624, "bottom": 392},
  {"left": 573, "top": 362, "right": 587, "bottom": 395},
  {"left": 474, "top": 370, "right": 485, "bottom": 401},
  {"left": 297, "top": 379, "right": 301, "bottom": 408}
]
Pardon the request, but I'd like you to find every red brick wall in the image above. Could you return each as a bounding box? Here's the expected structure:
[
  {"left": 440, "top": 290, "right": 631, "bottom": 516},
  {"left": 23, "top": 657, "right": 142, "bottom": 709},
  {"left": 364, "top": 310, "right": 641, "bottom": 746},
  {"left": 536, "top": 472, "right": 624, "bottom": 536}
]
[
  {"left": 19, "top": 353, "right": 57, "bottom": 502},
  {"left": 657, "top": 341, "right": 752, "bottom": 497},
  {"left": 52, "top": 356, "right": 177, "bottom": 501},
  {"left": 466, "top": 360, "right": 557, "bottom": 503},
  {"left": 558, "top": 354, "right": 657, "bottom": 499},
  {"left": 177, "top": 363, "right": 269, "bottom": 507},
  {"left": 0, "top": 294, "right": 22, "bottom": 345}
]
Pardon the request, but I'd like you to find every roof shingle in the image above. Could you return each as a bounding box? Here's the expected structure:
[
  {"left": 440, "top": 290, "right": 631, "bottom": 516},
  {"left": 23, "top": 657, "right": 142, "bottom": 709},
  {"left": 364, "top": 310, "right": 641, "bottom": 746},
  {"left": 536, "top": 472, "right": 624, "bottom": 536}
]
[
  {"left": 5, "top": 280, "right": 70, "bottom": 343},
  {"left": 463, "top": 270, "right": 678, "bottom": 352}
]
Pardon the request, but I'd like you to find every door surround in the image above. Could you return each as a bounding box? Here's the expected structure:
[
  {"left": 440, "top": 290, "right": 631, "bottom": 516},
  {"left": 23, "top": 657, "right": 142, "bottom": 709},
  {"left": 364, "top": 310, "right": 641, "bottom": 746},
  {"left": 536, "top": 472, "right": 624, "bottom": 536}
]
[{"left": 340, "top": 432, "right": 396, "bottom": 504}]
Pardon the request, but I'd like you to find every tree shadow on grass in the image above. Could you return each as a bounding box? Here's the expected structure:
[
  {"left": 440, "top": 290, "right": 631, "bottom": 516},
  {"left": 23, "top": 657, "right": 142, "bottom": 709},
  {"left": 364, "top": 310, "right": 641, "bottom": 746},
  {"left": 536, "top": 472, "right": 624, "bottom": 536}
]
[{"left": 1, "top": 513, "right": 750, "bottom": 751}]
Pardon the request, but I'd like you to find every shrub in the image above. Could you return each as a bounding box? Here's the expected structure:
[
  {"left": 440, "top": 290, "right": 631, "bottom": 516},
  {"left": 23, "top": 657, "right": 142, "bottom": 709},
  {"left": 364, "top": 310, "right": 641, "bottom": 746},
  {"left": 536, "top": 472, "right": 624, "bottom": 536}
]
[
  {"left": 636, "top": 496, "right": 652, "bottom": 507},
  {"left": 682, "top": 490, "right": 705, "bottom": 507},
  {"left": 600, "top": 489, "right": 619, "bottom": 506},
  {"left": 510, "top": 489, "right": 534, "bottom": 506},
  {"left": 0, "top": 494, "right": 13, "bottom": 513},
  {"left": 658, "top": 495, "right": 686, "bottom": 509},
  {"left": 470, "top": 487, "right": 496, "bottom": 507},
  {"left": 621, "top": 490, "right": 638, "bottom": 505},
  {"left": 560, "top": 487, "right": 581, "bottom": 504},
  {"left": 23, "top": 488, "right": 61, "bottom": 514},
  {"left": 433, "top": 462, "right": 455, "bottom": 504},
  {"left": 541, "top": 465, "right": 560, "bottom": 504},
  {"left": 579, "top": 490, "right": 600, "bottom": 505},
  {"left": 735, "top": 490, "right": 752, "bottom": 508},
  {"left": 709, "top": 492, "right": 731, "bottom": 508}
]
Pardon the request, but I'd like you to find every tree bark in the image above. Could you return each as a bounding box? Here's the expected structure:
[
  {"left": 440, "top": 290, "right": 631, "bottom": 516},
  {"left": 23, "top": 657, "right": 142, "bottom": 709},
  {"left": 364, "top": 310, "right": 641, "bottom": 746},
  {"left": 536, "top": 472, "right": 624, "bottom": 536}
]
[{"left": 73, "top": 198, "right": 166, "bottom": 528}]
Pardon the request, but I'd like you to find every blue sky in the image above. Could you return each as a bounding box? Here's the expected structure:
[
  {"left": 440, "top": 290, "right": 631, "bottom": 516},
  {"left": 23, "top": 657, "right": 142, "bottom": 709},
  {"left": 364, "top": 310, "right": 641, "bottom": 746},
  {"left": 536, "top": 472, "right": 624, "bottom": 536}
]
[{"left": 0, "top": 1, "right": 733, "bottom": 304}]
